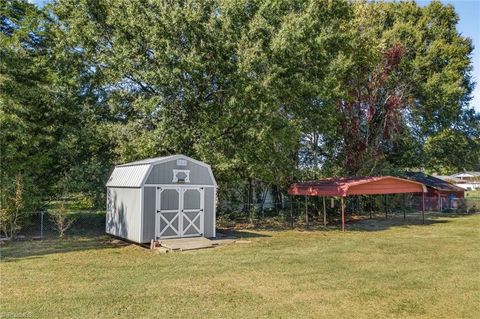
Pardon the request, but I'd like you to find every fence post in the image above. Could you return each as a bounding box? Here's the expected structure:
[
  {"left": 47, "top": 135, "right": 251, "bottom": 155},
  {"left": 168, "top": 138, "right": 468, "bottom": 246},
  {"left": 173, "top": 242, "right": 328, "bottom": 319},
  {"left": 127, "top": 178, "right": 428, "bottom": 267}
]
[
  {"left": 385, "top": 194, "right": 388, "bottom": 220},
  {"left": 323, "top": 196, "right": 326, "bottom": 226},
  {"left": 305, "top": 196, "right": 308, "bottom": 225},
  {"left": 290, "top": 196, "right": 294, "bottom": 229},
  {"left": 40, "top": 211, "right": 44, "bottom": 239},
  {"left": 370, "top": 196, "right": 373, "bottom": 219},
  {"left": 358, "top": 196, "right": 362, "bottom": 217},
  {"left": 422, "top": 192, "right": 425, "bottom": 224}
]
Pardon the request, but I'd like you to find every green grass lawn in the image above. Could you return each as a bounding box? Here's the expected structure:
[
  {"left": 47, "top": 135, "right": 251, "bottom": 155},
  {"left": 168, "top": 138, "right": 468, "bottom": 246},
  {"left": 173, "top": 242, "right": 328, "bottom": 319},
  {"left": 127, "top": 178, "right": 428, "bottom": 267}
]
[
  {"left": 1, "top": 214, "right": 479, "bottom": 319},
  {"left": 466, "top": 190, "right": 480, "bottom": 199}
]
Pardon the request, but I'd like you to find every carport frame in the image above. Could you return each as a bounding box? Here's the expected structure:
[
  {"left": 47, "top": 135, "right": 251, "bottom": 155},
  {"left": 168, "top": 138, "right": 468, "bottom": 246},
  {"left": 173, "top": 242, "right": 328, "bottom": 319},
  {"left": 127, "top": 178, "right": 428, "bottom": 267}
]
[{"left": 288, "top": 176, "right": 427, "bottom": 231}]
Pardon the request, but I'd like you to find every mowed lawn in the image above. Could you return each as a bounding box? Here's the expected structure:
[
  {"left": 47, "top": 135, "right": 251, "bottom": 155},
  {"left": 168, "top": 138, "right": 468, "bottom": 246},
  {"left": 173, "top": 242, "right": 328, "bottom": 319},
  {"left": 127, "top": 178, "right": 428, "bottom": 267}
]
[{"left": 1, "top": 214, "right": 479, "bottom": 319}]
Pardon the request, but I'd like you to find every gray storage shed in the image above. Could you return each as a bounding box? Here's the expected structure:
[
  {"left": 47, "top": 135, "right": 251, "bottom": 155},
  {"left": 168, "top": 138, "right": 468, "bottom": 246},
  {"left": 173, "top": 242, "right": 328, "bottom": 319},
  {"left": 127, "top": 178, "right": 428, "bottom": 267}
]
[{"left": 105, "top": 155, "right": 217, "bottom": 243}]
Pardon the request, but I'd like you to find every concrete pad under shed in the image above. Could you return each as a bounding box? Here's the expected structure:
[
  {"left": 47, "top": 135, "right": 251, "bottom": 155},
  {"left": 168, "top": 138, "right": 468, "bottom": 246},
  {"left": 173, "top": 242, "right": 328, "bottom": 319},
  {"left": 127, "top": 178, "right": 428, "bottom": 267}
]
[
  {"left": 155, "top": 232, "right": 240, "bottom": 252},
  {"left": 159, "top": 237, "right": 216, "bottom": 251}
]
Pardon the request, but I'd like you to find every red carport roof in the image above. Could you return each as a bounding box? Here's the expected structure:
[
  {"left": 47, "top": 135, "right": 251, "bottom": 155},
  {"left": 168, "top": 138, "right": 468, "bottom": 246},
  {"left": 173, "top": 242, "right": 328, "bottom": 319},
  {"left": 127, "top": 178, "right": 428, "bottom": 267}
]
[{"left": 288, "top": 176, "right": 427, "bottom": 197}]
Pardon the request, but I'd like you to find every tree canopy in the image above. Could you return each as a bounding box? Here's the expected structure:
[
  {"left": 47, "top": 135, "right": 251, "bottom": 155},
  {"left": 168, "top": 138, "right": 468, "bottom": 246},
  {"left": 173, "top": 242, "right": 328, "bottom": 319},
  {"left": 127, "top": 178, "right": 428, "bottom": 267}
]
[{"left": 1, "top": 0, "right": 478, "bottom": 211}]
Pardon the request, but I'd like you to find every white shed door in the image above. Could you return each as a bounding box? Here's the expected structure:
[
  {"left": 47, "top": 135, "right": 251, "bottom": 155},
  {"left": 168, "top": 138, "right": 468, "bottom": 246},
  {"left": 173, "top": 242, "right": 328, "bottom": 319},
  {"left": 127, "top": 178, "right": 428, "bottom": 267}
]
[{"left": 156, "top": 187, "right": 204, "bottom": 239}]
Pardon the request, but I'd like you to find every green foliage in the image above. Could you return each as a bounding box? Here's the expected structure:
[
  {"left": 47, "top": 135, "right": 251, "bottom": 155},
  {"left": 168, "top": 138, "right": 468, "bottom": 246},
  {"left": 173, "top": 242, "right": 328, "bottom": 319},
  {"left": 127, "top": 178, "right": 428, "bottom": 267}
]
[
  {"left": 1, "top": 0, "right": 113, "bottom": 211},
  {"left": 333, "top": 0, "right": 477, "bottom": 174},
  {"left": 49, "top": 201, "right": 76, "bottom": 238},
  {"left": 1, "top": 0, "right": 478, "bottom": 217},
  {"left": 425, "top": 128, "right": 480, "bottom": 174},
  {"left": 0, "top": 174, "right": 28, "bottom": 238}
]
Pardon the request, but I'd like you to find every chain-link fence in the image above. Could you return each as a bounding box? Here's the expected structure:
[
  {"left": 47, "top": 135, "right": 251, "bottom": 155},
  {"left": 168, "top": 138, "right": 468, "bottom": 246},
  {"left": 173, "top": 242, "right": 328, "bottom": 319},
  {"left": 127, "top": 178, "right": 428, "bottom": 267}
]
[
  {"left": 4, "top": 196, "right": 479, "bottom": 240},
  {"left": 10, "top": 211, "right": 106, "bottom": 240},
  {"left": 217, "top": 195, "right": 480, "bottom": 228},
  {"left": 464, "top": 198, "right": 480, "bottom": 212}
]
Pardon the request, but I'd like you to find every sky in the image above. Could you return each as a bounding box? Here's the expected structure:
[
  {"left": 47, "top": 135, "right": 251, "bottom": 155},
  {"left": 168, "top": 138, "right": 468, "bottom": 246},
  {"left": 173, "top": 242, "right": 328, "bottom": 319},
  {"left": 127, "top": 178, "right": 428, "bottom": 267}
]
[{"left": 30, "top": 0, "right": 480, "bottom": 111}]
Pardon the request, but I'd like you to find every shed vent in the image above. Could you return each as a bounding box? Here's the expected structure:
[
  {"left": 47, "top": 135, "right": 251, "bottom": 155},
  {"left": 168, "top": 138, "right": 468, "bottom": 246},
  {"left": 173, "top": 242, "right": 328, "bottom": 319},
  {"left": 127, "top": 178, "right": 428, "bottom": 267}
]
[{"left": 177, "top": 159, "right": 187, "bottom": 166}]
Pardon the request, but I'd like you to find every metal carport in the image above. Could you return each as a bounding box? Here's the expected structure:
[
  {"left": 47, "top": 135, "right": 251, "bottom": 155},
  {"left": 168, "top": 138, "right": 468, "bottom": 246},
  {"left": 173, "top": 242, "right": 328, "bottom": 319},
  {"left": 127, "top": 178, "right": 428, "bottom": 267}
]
[{"left": 288, "top": 176, "right": 427, "bottom": 231}]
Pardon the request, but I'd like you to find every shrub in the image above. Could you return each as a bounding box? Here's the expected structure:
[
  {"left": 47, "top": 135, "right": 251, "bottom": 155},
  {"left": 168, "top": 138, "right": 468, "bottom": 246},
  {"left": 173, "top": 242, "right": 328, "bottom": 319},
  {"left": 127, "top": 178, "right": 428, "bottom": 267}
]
[
  {"left": 49, "top": 202, "right": 76, "bottom": 238},
  {"left": 0, "top": 175, "right": 27, "bottom": 239}
]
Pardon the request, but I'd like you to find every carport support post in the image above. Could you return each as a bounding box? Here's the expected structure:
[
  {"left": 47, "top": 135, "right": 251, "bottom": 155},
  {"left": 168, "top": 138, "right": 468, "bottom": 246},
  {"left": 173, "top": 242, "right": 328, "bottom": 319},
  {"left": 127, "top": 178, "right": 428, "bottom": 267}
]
[
  {"left": 341, "top": 196, "right": 345, "bottom": 232},
  {"left": 323, "top": 196, "right": 327, "bottom": 226},
  {"left": 422, "top": 192, "right": 425, "bottom": 224}
]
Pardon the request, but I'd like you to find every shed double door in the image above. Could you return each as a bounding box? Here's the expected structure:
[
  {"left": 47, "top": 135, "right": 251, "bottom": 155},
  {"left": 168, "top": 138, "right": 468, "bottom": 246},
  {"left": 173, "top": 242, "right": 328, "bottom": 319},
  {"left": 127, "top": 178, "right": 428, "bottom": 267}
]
[{"left": 155, "top": 186, "right": 204, "bottom": 239}]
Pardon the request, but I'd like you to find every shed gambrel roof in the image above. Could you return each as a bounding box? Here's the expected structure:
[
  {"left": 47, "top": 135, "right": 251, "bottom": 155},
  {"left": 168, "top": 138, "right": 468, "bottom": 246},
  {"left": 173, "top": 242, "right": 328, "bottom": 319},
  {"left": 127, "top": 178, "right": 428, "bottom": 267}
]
[
  {"left": 106, "top": 164, "right": 151, "bottom": 187},
  {"left": 116, "top": 155, "right": 177, "bottom": 167},
  {"left": 106, "top": 155, "right": 216, "bottom": 188}
]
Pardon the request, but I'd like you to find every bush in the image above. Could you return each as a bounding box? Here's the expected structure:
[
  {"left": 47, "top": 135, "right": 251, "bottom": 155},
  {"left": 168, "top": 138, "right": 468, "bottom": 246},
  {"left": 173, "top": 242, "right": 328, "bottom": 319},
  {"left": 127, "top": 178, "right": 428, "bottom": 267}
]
[
  {"left": 49, "top": 202, "right": 76, "bottom": 238},
  {"left": 0, "top": 175, "right": 28, "bottom": 239}
]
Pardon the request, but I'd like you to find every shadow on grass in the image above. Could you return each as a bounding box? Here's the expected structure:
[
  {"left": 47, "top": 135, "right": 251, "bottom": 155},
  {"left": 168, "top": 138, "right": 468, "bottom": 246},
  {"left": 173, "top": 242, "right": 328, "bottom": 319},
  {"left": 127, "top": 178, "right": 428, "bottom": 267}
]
[
  {"left": 3, "top": 213, "right": 475, "bottom": 262},
  {"left": 347, "top": 215, "right": 448, "bottom": 232},
  {"left": 0, "top": 235, "right": 129, "bottom": 262},
  {"left": 217, "top": 229, "right": 272, "bottom": 238},
  {"left": 221, "top": 212, "right": 475, "bottom": 233},
  {"left": 348, "top": 212, "right": 478, "bottom": 232}
]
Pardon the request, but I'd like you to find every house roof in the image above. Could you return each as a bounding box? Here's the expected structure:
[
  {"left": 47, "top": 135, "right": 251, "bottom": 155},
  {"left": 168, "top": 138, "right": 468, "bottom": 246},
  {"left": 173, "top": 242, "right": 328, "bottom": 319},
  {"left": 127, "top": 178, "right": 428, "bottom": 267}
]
[
  {"left": 452, "top": 172, "right": 480, "bottom": 178},
  {"left": 403, "top": 172, "right": 465, "bottom": 193},
  {"left": 434, "top": 175, "right": 465, "bottom": 183},
  {"left": 288, "top": 176, "right": 426, "bottom": 197}
]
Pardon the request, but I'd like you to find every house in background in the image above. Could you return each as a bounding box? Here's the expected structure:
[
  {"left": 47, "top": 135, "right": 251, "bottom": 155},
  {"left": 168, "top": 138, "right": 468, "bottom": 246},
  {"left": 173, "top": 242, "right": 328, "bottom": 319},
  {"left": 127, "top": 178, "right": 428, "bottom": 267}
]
[
  {"left": 434, "top": 175, "right": 464, "bottom": 184},
  {"left": 403, "top": 172, "right": 465, "bottom": 211},
  {"left": 449, "top": 172, "right": 480, "bottom": 191}
]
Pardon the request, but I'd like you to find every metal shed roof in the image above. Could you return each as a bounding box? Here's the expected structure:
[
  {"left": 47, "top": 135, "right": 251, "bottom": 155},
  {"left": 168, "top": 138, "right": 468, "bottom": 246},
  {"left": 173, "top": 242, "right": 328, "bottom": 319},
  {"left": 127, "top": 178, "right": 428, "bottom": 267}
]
[
  {"left": 117, "top": 155, "right": 177, "bottom": 167},
  {"left": 106, "top": 155, "right": 217, "bottom": 188},
  {"left": 106, "top": 164, "right": 151, "bottom": 187}
]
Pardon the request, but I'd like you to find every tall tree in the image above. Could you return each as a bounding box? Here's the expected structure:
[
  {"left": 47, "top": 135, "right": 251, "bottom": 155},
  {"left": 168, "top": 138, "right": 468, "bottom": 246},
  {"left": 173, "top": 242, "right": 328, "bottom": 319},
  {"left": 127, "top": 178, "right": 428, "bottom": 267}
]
[
  {"left": 1, "top": 0, "right": 111, "bottom": 209},
  {"left": 334, "top": 0, "right": 478, "bottom": 175},
  {"left": 50, "top": 0, "right": 309, "bottom": 194},
  {"left": 2, "top": 0, "right": 477, "bottom": 217}
]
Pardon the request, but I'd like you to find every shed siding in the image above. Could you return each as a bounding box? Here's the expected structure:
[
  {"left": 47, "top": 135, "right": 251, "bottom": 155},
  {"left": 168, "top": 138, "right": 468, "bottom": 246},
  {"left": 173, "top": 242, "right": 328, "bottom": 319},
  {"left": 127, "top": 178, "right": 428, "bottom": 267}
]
[
  {"left": 184, "top": 189, "right": 201, "bottom": 209},
  {"left": 106, "top": 187, "right": 141, "bottom": 242},
  {"left": 142, "top": 186, "right": 156, "bottom": 243},
  {"left": 204, "top": 187, "right": 216, "bottom": 237},
  {"left": 145, "top": 159, "right": 213, "bottom": 185},
  {"left": 161, "top": 188, "right": 180, "bottom": 210}
]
